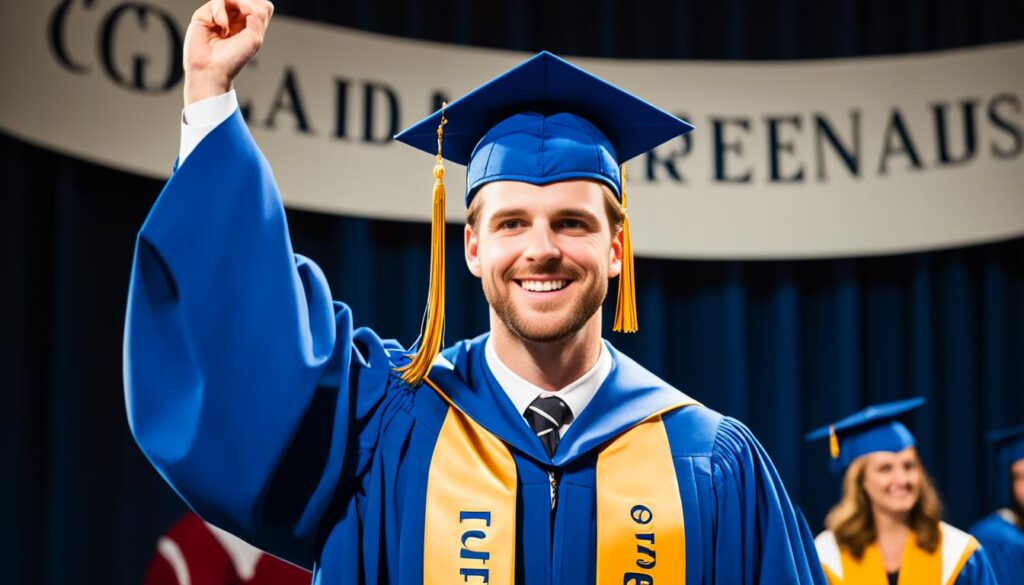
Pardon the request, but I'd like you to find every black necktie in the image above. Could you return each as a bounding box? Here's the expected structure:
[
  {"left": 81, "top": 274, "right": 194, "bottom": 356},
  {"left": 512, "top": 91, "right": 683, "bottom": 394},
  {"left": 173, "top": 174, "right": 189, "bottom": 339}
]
[{"left": 524, "top": 396, "right": 574, "bottom": 458}]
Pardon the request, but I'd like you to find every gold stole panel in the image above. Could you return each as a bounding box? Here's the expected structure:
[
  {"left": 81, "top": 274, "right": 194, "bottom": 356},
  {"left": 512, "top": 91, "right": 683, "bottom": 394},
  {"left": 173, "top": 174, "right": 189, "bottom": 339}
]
[
  {"left": 596, "top": 411, "right": 689, "bottom": 585},
  {"left": 422, "top": 377, "right": 694, "bottom": 584},
  {"left": 422, "top": 381, "right": 518, "bottom": 585},
  {"left": 839, "top": 534, "right": 940, "bottom": 584}
]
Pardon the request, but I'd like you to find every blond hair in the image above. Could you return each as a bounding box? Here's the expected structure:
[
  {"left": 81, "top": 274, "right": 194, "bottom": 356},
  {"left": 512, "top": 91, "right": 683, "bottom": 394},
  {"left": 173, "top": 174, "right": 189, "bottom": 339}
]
[{"left": 825, "top": 452, "right": 944, "bottom": 559}]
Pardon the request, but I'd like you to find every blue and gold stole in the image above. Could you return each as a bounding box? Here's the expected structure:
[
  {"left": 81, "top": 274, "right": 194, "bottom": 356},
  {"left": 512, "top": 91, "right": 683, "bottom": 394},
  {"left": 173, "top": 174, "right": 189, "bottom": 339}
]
[
  {"left": 817, "top": 523, "right": 980, "bottom": 585},
  {"left": 420, "top": 341, "right": 697, "bottom": 584}
]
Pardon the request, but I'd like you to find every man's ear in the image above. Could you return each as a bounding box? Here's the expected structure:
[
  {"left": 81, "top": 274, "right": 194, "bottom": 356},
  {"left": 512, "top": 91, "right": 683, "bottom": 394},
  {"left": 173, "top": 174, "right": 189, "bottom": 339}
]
[
  {"left": 608, "top": 226, "right": 623, "bottom": 278},
  {"left": 465, "top": 223, "right": 482, "bottom": 277}
]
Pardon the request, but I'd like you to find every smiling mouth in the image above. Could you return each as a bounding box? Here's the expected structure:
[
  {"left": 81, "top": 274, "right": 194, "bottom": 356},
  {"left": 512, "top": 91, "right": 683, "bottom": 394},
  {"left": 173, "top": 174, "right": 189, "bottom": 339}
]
[{"left": 516, "top": 279, "right": 570, "bottom": 292}]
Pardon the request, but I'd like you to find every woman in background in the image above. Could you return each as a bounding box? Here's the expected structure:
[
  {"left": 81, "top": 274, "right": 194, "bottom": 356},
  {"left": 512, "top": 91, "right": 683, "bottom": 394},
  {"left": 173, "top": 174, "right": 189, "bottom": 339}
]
[
  {"left": 807, "top": 398, "right": 997, "bottom": 584},
  {"left": 970, "top": 424, "right": 1024, "bottom": 585}
]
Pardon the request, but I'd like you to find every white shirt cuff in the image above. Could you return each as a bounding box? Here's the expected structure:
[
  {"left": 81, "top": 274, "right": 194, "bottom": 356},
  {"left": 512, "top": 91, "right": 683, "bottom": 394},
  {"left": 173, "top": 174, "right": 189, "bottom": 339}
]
[{"left": 179, "top": 89, "right": 239, "bottom": 164}]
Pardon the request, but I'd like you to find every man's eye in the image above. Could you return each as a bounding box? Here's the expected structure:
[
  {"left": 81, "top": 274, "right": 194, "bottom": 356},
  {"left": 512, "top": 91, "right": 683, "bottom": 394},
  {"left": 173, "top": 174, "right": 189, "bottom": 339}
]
[
  {"left": 560, "top": 219, "right": 585, "bottom": 229},
  {"left": 500, "top": 219, "right": 523, "bottom": 230}
]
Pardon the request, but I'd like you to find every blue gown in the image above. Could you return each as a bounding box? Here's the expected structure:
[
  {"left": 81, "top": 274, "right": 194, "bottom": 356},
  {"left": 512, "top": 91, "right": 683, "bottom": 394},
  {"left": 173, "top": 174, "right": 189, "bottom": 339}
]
[
  {"left": 971, "top": 511, "right": 1024, "bottom": 584},
  {"left": 124, "top": 110, "right": 827, "bottom": 584},
  {"left": 952, "top": 548, "right": 1000, "bottom": 585}
]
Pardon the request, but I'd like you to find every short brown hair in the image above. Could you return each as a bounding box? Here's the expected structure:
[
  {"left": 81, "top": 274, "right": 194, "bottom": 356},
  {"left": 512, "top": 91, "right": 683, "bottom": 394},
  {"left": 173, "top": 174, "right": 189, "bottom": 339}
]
[
  {"left": 825, "top": 452, "right": 944, "bottom": 559},
  {"left": 466, "top": 182, "right": 626, "bottom": 235}
]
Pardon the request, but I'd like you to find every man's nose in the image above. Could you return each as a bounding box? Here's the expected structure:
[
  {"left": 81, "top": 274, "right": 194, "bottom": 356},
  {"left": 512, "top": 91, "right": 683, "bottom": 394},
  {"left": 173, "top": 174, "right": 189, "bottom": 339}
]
[{"left": 523, "top": 224, "right": 561, "bottom": 263}]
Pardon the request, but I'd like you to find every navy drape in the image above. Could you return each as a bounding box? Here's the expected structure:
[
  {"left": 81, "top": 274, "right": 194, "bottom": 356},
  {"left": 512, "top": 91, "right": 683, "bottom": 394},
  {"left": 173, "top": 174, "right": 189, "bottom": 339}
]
[{"left": 3, "top": 1, "right": 1023, "bottom": 582}]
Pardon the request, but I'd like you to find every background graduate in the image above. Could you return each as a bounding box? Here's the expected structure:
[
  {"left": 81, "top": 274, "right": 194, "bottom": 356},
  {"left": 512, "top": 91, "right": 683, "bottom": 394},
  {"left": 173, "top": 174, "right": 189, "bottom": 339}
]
[
  {"left": 807, "top": 398, "right": 997, "bottom": 585},
  {"left": 970, "top": 425, "right": 1024, "bottom": 584},
  {"left": 124, "top": 0, "right": 826, "bottom": 582}
]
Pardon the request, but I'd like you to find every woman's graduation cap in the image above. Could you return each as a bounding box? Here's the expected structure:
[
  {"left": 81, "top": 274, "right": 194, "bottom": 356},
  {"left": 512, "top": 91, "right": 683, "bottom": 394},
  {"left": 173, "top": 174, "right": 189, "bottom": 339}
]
[
  {"left": 392, "top": 51, "right": 694, "bottom": 385},
  {"left": 805, "top": 397, "right": 925, "bottom": 473},
  {"left": 987, "top": 424, "right": 1024, "bottom": 467}
]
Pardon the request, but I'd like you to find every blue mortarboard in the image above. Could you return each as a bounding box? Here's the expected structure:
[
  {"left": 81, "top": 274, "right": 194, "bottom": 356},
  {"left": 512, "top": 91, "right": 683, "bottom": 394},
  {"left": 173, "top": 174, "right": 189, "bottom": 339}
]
[
  {"left": 987, "top": 424, "right": 1024, "bottom": 467},
  {"left": 394, "top": 50, "right": 694, "bottom": 203},
  {"left": 805, "top": 397, "right": 925, "bottom": 473},
  {"left": 390, "top": 51, "right": 693, "bottom": 386}
]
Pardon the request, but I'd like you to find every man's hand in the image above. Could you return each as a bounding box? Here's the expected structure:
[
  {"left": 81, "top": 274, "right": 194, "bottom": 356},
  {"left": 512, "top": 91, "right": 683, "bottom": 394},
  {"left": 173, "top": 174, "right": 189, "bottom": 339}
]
[{"left": 183, "top": 0, "right": 274, "bottom": 106}]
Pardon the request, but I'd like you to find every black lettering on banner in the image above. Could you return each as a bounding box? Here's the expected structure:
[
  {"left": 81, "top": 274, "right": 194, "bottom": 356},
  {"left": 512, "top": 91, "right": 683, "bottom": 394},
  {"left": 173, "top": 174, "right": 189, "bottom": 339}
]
[
  {"left": 814, "top": 111, "right": 861, "bottom": 180},
  {"left": 362, "top": 81, "right": 401, "bottom": 144},
  {"left": 878, "top": 108, "right": 923, "bottom": 175},
  {"left": 49, "top": 0, "right": 95, "bottom": 73},
  {"left": 237, "top": 59, "right": 258, "bottom": 122},
  {"left": 988, "top": 94, "right": 1023, "bottom": 159},
  {"left": 431, "top": 91, "right": 450, "bottom": 114},
  {"left": 933, "top": 99, "right": 978, "bottom": 166},
  {"left": 712, "top": 117, "right": 753, "bottom": 183},
  {"left": 334, "top": 78, "right": 350, "bottom": 139},
  {"left": 766, "top": 114, "right": 804, "bottom": 183},
  {"left": 646, "top": 115, "right": 692, "bottom": 184},
  {"left": 100, "top": 2, "right": 183, "bottom": 92},
  {"left": 265, "top": 67, "right": 313, "bottom": 133}
]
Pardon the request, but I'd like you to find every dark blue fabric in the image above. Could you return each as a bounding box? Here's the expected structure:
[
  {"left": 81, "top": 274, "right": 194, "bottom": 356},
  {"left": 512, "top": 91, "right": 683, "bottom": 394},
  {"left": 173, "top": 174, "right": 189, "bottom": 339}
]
[
  {"left": 970, "top": 512, "right": 1024, "bottom": 585},
  {"left": 465, "top": 112, "right": 623, "bottom": 202},
  {"left": 3, "top": 1, "right": 1024, "bottom": 582},
  {"left": 393, "top": 51, "right": 693, "bottom": 201},
  {"left": 987, "top": 424, "right": 1024, "bottom": 466},
  {"left": 955, "top": 547, "right": 1000, "bottom": 584}
]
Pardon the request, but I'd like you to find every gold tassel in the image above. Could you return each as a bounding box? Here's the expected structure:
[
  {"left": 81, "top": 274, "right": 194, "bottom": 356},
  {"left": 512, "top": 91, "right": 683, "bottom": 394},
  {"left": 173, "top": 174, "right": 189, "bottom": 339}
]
[
  {"left": 612, "top": 164, "right": 638, "bottom": 333},
  {"left": 397, "top": 105, "right": 448, "bottom": 385},
  {"left": 829, "top": 425, "right": 840, "bottom": 459}
]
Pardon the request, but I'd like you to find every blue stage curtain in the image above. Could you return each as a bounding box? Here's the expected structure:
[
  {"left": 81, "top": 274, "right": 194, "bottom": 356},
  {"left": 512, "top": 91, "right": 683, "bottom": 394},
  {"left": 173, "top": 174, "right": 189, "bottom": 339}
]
[{"left": 2, "top": 1, "right": 1023, "bottom": 582}]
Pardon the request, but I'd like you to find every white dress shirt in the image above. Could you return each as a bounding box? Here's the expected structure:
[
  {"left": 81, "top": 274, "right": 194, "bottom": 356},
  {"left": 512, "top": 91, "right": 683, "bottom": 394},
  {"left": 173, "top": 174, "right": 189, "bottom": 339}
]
[
  {"left": 484, "top": 336, "right": 611, "bottom": 437},
  {"left": 179, "top": 90, "right": 239, "bottom": 164}
]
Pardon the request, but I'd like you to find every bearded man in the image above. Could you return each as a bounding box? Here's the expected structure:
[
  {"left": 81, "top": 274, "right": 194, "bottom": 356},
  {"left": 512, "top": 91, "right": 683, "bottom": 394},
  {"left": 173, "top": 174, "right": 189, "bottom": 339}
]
[{"left": 124, "top": 1, "right": 826, "bottom": 583}]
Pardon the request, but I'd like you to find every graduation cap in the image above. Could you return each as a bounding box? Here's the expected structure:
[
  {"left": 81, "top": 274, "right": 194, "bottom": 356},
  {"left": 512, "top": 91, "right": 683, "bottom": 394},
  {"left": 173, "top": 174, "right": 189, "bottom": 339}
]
[
  {"left": 986, "top": 424, "right": 1024, "bottom": 467},
  {"left": 391, "top": 51, "right": 694, "bottom": 385},
  {"left": 805, "top": 397, "right": 925, "bottom": 473}
]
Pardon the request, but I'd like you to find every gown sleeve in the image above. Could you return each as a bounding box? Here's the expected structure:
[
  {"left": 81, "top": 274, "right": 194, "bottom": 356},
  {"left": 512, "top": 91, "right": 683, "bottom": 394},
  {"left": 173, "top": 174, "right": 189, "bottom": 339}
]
[
  {"left": 954, "top": 546, "right": 999, "bottom": 585},
  {"left": 709, "top": 417, "right": 829, "bottom": 584},
  {"left": 123, "top": 109, "right": 401, "bottom": 568}
]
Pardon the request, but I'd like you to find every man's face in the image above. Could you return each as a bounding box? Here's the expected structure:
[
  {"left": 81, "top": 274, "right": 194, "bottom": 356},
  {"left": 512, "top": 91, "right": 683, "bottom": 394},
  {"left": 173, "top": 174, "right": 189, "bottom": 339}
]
[{"left": 465, "top": 180, "right": 623, "bottom": 344}]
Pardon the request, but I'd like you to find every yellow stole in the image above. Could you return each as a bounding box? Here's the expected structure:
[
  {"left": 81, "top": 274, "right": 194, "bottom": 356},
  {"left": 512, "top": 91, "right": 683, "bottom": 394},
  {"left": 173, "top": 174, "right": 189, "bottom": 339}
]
[
  {"left": 422, "top": 377, "right": 696, "bottom": 584},
  {"left": 833, "top": 529, "right": 979, "bottom": 585},
  {"left": 838, "top": 536, "right": 940, "bottom": 584}
]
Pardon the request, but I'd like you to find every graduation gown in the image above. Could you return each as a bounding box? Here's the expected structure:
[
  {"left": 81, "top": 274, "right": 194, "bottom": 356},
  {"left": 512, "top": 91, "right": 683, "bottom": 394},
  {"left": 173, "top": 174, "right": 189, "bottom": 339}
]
[
  {"left": 124, "top": 109, "right": 826, "bottom": 584},
  {"left": 970, "top": 510, "right": 1024, "bottom": 585},
  {"left": 814, "top": 524, "right": 997, "bottom": 585}
]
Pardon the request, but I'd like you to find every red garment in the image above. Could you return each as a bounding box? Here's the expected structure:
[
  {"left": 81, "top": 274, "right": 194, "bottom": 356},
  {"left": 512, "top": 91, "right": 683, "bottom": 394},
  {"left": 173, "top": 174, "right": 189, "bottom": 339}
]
[{"left": 142, "top": 513, "right": 310, "bottom": 585}]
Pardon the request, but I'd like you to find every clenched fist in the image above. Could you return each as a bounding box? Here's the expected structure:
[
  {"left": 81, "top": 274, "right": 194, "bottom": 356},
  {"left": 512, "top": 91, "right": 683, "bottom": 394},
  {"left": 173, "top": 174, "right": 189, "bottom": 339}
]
[{"left": 183, "top": 0, "right": 274, "bottom": 106}]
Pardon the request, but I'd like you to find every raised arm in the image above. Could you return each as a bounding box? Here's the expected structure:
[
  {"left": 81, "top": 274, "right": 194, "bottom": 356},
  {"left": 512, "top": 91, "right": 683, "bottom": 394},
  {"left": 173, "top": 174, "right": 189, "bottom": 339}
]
[
  {"left": 182, "top": 0, "right": 271, "bottom": 106},
  {"left": 123, "top": 0, "right": 398, "bottom": 568}
]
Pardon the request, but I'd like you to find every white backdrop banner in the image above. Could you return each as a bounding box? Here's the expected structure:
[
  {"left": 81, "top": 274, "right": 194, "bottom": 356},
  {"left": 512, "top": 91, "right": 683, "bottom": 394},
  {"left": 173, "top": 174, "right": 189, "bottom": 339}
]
[{"left": 3, "top": 1, "right": 1023, "bottom": 259}]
